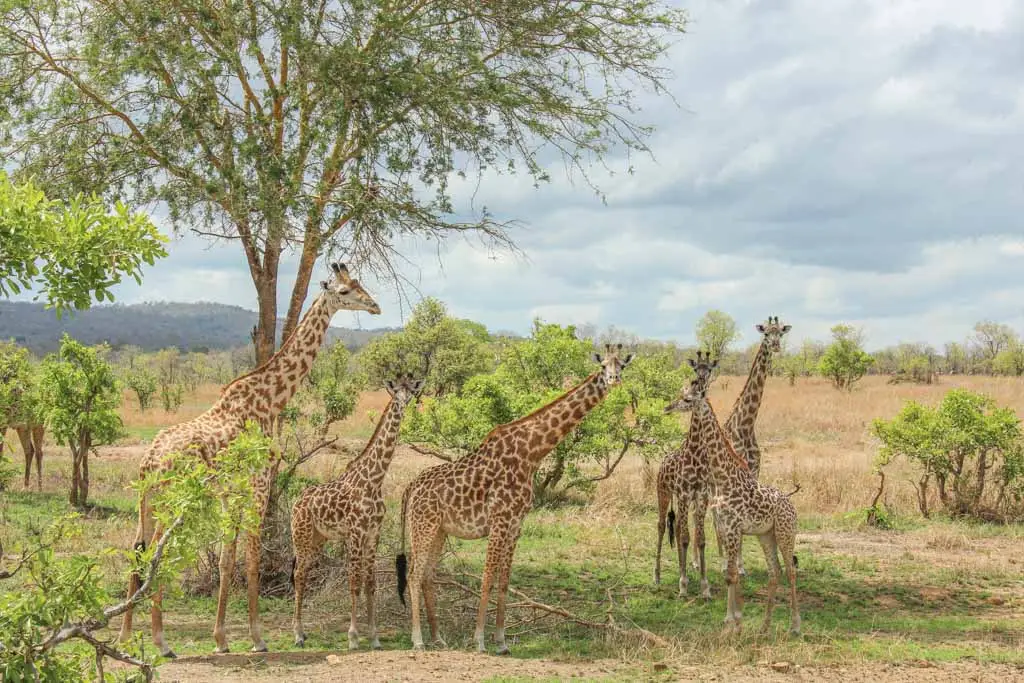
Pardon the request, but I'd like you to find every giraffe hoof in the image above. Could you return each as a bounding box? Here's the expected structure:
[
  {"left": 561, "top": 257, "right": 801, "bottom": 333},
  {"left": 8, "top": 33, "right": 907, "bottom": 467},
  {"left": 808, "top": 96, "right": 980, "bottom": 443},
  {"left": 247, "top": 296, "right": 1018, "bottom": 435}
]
[
  {"left": 412, "top": 644, "right": 425, "bottom": 652},
  {"left": 213, "top": 646, "right": 229, "bottom": 654},
  {"left": 161, "top": 650, "right": 178, "bottom": 660},
  {"left": 251, "top": 644, "right": 268, "bottom": 653},
  {"left": 371, "top": 640, "right": 383, "bottom": 650},
  {"left": 495, "top": 644, "right": 510, "bottom": 656},
  {"left": 294, "top": 637, "right": 306, "bottom": 648}
]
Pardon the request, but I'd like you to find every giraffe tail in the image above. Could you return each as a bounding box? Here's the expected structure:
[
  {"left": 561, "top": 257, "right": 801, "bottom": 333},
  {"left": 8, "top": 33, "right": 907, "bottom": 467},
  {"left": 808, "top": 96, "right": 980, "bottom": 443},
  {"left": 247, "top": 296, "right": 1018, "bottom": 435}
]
[
  {"left": 395, "top": 485, "right": 411, "bottom": 607},
  {"left": 667, "top": 506, "right": 676, "bottom": 549},
  {"left": 785, "top": 483, "right": 802, "bottom": 497}
]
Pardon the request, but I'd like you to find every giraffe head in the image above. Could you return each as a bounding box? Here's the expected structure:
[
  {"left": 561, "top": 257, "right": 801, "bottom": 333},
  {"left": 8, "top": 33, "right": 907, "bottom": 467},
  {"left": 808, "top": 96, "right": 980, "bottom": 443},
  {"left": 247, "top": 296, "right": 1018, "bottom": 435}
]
[
  {"left": 384, "top": 374, "right": 425, "bottom": 407},
  {"left": 664, "top": 350, "right": 718, "bottom": 414},
  {"left": 319, "top": 262, "right": 381, "bottom": 315},
  {"left": 756, "top": 315, "right": 792, "bottom": 354},
  {"left": 591, "top": 343, "right": 634, "bottom": 386}
]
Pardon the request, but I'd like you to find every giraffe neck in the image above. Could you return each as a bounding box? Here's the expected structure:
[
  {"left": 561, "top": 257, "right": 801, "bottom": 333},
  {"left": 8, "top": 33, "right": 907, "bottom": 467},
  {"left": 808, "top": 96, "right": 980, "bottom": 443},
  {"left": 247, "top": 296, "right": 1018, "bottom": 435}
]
[
  {"left": 215, "top": 295, "right": 332, "bottom": 420},
  {"left": 695, "top": 400, "right": 751, "bottom": 488},
  {"left": 344, "top": 396, "right": 405, "bottom": 489},
  {"left": 726, "top": 339, "right": 772, "bottom": 433},
  {"left": 519, "top": 372, "right": 609, "bottom": 468}
]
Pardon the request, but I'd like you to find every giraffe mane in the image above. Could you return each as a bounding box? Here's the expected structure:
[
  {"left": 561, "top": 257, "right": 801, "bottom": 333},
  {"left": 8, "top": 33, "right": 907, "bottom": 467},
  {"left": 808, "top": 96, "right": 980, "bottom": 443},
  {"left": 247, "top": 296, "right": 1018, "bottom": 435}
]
[
  {"left": 704, "top": 400, "right": 750, "bottom": 472},
  {"left": 350, "top": 392, "right": 398, "bottom": 464},
  {"left": 220, "top": 294, "right": 327, "bottom": 396}
]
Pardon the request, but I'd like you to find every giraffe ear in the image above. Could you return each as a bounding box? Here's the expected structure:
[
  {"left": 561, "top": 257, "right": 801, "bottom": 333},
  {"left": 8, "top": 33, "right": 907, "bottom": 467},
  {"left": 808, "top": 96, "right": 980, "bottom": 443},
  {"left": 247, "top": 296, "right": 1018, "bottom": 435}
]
[
  {"left": 320, "top": 280, "right": 329, "bottom": 290},
  {"left": 687, "top": 358, "right": 697, "bottom": 369},
  {"left": 592, "top": 352, "right": 603, "bottom": 364},
  {"left": 622, "top": 353, "right": 634, "bottom": 366},
  {"left": 384, "top": 380, "right": 396, "bottom": 394},
  {"left": 411, "top": 379, "right": 426, "bottom": 394},
  {"left": 782, "top": 325, "right": 792, "bottom": 333},
  {"left": 710, "top": 359, "right": 720, "bottom": 369},
  {"left": 756, "top": 324, "right": 766, "bottom": 333}
]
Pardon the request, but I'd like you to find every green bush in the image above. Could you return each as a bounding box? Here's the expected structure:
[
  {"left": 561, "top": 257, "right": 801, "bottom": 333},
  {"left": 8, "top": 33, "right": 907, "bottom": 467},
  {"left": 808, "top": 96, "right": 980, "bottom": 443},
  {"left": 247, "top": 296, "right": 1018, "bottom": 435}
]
[{"left": 872, "top": 389, "right": 1024, "bottom": 521}]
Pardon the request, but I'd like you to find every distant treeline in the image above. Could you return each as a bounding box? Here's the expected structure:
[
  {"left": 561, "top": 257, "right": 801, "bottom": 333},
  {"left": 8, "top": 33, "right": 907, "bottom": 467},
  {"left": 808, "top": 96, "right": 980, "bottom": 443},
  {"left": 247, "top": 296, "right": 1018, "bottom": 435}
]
[{"left": 0, "top": 301, "right": 395, "bottom": 354}]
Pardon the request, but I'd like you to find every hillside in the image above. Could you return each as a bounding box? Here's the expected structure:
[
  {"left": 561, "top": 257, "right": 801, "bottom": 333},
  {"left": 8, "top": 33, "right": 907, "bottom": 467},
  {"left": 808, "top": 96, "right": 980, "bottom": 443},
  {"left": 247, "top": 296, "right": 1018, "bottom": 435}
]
[{"left": 0, "top": 301, "right": 394, "bottom": 354}]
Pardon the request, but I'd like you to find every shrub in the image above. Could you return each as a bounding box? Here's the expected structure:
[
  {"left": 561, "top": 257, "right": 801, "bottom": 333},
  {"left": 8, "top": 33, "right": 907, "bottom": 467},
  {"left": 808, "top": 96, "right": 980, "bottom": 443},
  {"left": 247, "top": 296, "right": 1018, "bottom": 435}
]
[
  {"left": 819, "top": 324, "right": 874, "bottom": 390},
  {"left": 124, "top": 366, "right": 159, "bottom": 411},
  {"left": 872, "top": 389, "right": 1024, "bottom": 521},
  {"left": 37, "top": 335, "right": 123, "bottom": 507}
]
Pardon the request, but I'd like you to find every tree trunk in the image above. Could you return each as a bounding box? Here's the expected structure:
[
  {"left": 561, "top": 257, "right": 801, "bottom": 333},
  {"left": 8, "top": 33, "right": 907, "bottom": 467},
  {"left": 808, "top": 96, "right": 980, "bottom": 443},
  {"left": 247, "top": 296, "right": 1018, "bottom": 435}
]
[
  {"left": 70, "top": 449, "right": 81, "bottom": 507},
  {"left": 80, "top": 434, "right": 91, "bottom": 506},
  {"left": 282, "top": 238, "right": 320, "bottom": 345},
  {"left": 253, "top": 274, "right": 279, "bottom": 366}
]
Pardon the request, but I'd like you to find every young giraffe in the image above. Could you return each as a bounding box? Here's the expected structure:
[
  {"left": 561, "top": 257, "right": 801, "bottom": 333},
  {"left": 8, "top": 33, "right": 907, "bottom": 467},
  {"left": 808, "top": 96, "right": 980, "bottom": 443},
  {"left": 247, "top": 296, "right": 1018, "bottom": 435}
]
[
  {"left": 716, "top": 315, "right": 792, "bottom": 576},
  {"left": 395, "top": 344, "right": 634, "bottom": 654},
  {"left": 117, "top": 263, "right": 381, "bottom": 657},
  {"left": 667, "top": 352, "right": 800, "bottom": 635},
  {"left": 291, "top": 374, "right": 424, "bottom": 651},
  {"left": 653, "top": 361, "right": 715, "bottom": 598}
]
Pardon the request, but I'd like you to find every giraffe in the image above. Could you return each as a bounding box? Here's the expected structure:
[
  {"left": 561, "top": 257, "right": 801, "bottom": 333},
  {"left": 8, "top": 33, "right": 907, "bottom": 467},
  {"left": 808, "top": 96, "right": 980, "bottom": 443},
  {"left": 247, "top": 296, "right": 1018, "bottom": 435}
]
[
  {"left": 653, "top": 357, "right": 717, "bottom": 599},
  {"left": 717, "top": 315, "right": 791, "bottom": 577},
  {"left": 395, "top": 344, "right": 634, "bottom": 654},
  {"left": 117, "top": 262, "right": 381, "bottom": 657},
  {"left": 0, "top": 421, "right": 45, "bottom": 491},
  {"left": 291, "top": 373, "right": 424, "bottom": 651},
  {"left": 667, "top": 352, "right": 800, "bottom": 636}
]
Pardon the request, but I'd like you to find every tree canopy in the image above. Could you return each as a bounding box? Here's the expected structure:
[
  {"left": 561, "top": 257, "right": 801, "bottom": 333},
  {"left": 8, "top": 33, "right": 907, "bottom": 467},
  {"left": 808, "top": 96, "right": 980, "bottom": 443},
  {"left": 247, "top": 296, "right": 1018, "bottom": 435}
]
[
  {"left": 0, "top": 173, "right": 168, "bottom": 314},
  {"left": 694, "top": 310, "right": 740, "bottom": 361},
  {"left": 0, "top": 0, "right": 688, "bottom": 362}
]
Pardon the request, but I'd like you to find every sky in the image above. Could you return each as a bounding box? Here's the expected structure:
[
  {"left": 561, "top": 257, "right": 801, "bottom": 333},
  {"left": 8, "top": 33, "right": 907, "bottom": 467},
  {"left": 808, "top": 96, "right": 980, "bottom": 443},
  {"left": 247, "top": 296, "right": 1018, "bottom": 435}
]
[{"left": 18, "top": 0, "right": 1024, "bottom": 351}]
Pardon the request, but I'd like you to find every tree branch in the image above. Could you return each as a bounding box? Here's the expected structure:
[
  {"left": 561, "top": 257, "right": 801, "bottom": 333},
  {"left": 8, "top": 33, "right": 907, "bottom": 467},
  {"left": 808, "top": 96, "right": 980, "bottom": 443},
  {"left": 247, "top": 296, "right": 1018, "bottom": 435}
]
[{"left": 408, "top": 443, "right": 457, "bottom": 462}]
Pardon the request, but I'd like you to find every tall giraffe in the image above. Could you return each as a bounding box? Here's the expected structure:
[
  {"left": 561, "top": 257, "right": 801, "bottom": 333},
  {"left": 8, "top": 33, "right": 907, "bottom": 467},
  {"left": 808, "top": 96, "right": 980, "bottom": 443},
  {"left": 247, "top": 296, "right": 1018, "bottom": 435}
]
[
  {"left": 717, "top": 315, "right": 791, "bottom": 576},
  {"left": 395, "top": 344, "right": 634, "bottom": 654},
  {"left": 653, "top": 357, "right": 716, "bottom": 598},
  {"left": 117, "top": 262, "right": 381, "bottom": 657},
  {"left": 291, "top": 374, "right": 424, "bottom": 651},
  {"left": 668, "top": 352, "right": 800, "bottom": 635},
  {"left": 725, "top": 315, "right": 791, "bottom": 479}
]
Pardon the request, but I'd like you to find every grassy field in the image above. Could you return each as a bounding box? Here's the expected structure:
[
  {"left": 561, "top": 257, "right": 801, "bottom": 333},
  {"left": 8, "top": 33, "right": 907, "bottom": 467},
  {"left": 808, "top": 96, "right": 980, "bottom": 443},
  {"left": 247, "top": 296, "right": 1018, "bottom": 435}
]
[{"left": 2, "top": 375, "right": 1023, "bottom": 681}]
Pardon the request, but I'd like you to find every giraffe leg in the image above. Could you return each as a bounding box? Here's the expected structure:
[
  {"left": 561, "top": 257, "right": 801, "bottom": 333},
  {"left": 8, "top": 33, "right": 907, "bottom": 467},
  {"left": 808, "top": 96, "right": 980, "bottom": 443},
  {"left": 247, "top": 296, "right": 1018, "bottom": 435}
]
[
  {"left": 363, "top": 528, "right": 383, "bottom": 650},
  {"left": 757, "top": 533, "right": 781, "bottom": 635},
  {"left": 780, "top": 526, "right": 801, "bottom": 635},
  {"left": 720, "top": 528, "right": 743, "bottom": 635},
  {"left": 148, "top": 522, "right": 176, "bottom": 658},
  {"left": 17, "top": 427, "right": 33, "bottom": 490},
  {"left": 477, "top": 525, "right": 516, "bottom": 654},
  {"left": 245, "top": 472, "right": 275, "bottom": 654},
  {"left": 119, "top": 491, "right": 155, "bottom": 645},
  {"left": 245, "top": 523, "right": 269, "bottom": 652},
  {"left": 345, "top": 530, "right": 369, "bottom": 650},
  {"left": 422, "top": 532, "right": 446, "bottom": 647},
  {"left": 32, "top": 425, "right": 44, "bottom": 491},
  {"left": 694, "top": 488, "right": 711, "bottom": 600},
  {"left": 493, "top": 532, "right": 520, "bottom": 655},
  {"left": 654, "top": 480, "right": 670, "bottom": 585},
  {"left": 212, "top": 529, "right": 239, "bottom": 653},
  {"left": 675, "top": 493, "right": 690, "bottom": 597},
  {"left": 290, "top": 517, "right": 323, "bottom": 648},
  {"left": 408, "top": 520, "right": 441, "bottom": 651}
]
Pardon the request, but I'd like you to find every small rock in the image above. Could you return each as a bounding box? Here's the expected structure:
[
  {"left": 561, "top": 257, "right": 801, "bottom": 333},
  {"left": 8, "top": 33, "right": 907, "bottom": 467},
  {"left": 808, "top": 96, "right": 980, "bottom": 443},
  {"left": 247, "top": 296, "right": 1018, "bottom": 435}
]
[
  {"left": 325, "top": 654, "right": 343, "bottom": 665},
  {"left": 653, "top": 663, "right": 669, "bottom": 672},
  {"left": 771, "top": 661, "right": 792, "bottom": 673}
]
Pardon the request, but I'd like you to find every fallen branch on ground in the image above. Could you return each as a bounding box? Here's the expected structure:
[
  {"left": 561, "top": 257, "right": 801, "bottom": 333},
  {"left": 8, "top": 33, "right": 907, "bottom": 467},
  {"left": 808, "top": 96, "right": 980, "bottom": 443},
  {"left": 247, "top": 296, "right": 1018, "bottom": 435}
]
[{"left": 440, "top": 571, "right": 669, "bottom": 648}]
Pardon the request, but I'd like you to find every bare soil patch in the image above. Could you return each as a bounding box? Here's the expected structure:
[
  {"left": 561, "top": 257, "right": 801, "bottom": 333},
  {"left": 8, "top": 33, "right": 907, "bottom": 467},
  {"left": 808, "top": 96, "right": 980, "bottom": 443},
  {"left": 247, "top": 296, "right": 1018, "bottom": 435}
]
[{"left": 160, "top": 652, "right": 1024, "bottom": 682}]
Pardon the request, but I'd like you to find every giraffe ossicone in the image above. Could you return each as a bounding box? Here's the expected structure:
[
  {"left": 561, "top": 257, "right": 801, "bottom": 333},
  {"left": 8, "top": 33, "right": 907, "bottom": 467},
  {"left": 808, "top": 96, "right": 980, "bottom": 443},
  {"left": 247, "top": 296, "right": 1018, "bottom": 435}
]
[{"left": 117, "top": 261, "right": 381, "bottom": 658}]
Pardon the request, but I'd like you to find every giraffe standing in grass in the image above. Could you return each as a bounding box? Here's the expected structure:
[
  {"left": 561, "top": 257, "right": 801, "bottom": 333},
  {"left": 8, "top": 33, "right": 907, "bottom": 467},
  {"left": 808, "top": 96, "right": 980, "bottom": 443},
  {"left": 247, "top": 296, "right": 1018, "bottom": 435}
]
[
  {"left": 395, "top": 344, "right": 633, "bottom": 654},
  {"left": 291, "top": 374, "right": 423, "bottom": 650},
  {"left": 0, "top": 421, "right": 45, "bottom": 491},
  {"left": 718, "top": 315, "right": 791, "bottom": 576},
  {"left": 118, "top": 263, "right": 381, "bottom": 657},
  {"left": 667, "top": 352, "right": 800, "bottom": 635}
]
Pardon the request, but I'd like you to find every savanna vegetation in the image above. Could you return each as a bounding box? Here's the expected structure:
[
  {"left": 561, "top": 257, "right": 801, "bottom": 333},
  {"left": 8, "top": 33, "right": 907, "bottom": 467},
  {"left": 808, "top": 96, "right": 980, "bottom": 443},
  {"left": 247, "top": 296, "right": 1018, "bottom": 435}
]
[{"left": 2, "top": 301, "right": 1023, "bottom": 681}]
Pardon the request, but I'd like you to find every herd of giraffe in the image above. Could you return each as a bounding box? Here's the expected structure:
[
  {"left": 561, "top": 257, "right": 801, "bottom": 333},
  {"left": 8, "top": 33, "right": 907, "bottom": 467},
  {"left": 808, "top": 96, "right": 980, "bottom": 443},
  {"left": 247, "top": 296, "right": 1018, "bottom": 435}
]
[{"left": 14, "top": 261, "right": 799, "bottom": 657}]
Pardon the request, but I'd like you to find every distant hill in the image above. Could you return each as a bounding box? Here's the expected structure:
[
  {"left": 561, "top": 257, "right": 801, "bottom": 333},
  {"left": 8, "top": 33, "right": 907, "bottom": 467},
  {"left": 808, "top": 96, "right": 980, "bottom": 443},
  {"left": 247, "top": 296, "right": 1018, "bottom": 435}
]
[{"left": 0, "top": 301, "right": 395, "bottom": 354}]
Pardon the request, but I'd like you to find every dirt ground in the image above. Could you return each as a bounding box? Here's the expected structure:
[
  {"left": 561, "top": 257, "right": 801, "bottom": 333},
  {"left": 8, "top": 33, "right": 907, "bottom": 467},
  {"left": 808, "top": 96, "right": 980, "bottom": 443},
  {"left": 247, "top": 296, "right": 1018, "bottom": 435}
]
[{"left": 159, "top": 651, "right": 1024, "bottom": 682}]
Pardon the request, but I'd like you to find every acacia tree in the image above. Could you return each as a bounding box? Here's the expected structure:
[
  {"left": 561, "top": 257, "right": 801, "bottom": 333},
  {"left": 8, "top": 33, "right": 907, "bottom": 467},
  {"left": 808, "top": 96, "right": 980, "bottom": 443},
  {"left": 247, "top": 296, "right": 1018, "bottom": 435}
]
[
  {"left": 819, "top": 324, "right": 874, "bottom": 391},
  {"left": 0, "top": 1, "right": 688, "bottom": 364},
  {"left": 0, "top": 173, "right": 167, "bottom": 313},
  {"left": 695, "top": 310, "right": 740, "bottom": 362}
]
